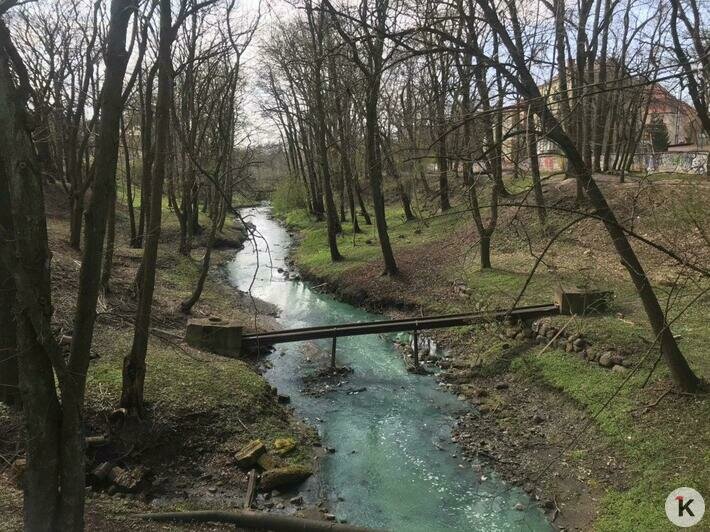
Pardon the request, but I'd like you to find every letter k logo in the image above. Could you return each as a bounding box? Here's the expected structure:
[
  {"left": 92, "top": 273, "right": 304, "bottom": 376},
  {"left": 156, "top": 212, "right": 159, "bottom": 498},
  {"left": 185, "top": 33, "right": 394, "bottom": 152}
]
[{"left": 677, "top": 495, "right": 695, "bottom": 517}]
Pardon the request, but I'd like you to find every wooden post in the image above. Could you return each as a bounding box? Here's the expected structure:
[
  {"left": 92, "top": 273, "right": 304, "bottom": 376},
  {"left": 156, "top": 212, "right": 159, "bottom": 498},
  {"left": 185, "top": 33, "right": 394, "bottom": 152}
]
[
  {"left": 413, "top": 329, "right": 419, "bottom": 369},
  {"left": 331, "top": 336, "right": 337, "bottom": 369},
  {"left": 244, "top": 469, "right": 257, "bottom": 509}
]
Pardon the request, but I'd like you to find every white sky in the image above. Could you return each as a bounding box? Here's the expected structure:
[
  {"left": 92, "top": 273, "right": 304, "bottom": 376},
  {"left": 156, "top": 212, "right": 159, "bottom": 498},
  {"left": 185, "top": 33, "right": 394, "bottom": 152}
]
[{"left": 239, "top": 0, "right": 297, "bottom": 145}]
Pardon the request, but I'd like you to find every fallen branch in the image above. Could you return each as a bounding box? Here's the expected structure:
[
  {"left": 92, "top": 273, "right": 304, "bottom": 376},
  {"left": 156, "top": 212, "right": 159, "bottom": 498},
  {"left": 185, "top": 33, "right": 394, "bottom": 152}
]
[
  {"left": 133, "top": 510, "right": 385, "bottom": 532},
  {"left": 536, "top": 315, "right": 575, "bottom": 356}
]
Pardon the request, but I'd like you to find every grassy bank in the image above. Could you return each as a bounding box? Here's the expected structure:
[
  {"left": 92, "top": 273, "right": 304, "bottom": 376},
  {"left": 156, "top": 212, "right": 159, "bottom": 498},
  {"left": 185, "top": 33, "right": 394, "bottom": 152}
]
[
  {"left": 0, "top": 191, "right": 317, "bottom": 530},
  {"left": 278, "top": 174, "right": 709, "bottom": 531}
]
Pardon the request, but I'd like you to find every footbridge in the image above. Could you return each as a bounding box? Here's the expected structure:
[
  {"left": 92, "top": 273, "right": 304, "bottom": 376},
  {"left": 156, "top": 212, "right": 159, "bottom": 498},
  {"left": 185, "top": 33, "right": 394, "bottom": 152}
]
[{"left": 241, "top": 303, "right": 560, "bottom": 369}]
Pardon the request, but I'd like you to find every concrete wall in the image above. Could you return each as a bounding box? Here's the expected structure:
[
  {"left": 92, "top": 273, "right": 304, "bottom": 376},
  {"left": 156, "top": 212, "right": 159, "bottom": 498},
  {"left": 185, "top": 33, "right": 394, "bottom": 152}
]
[{"left": 631, "top": 151, "right": 709, "bottom": 175}]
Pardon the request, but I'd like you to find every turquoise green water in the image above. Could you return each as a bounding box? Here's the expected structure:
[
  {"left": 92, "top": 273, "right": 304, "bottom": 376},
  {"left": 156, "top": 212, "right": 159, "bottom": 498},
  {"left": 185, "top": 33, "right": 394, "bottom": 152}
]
[{"left": 227, "top": 206, "right": 550, "bottom": 532}]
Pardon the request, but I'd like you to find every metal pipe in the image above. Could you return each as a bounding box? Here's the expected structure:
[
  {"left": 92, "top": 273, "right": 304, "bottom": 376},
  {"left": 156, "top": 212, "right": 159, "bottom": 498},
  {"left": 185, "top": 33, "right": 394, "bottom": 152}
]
[
  {"left": 331, "top": 336, "right": 337, "bottom": 369},
  {"left": 413, "top": 329, "right": 419, "bottom": 368}
]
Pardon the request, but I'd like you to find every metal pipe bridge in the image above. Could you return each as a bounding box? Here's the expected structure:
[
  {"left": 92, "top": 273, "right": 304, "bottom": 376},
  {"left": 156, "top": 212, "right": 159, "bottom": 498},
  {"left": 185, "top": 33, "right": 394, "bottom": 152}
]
[{"left": 242, "top": 303, "right": 560, "bottom": 369}]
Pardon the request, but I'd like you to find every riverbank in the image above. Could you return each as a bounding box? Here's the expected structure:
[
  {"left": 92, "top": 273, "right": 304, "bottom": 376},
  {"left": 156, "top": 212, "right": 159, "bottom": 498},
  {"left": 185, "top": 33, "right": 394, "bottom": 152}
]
[
  {"left": 279, "top": 174, "right": 710, "bottom": 531},
  {"left": 232, "top": 206, "right": 553, "bottom": 531},
  {"left": 0, "top": 192, "right": 321, "bottom": 530}
]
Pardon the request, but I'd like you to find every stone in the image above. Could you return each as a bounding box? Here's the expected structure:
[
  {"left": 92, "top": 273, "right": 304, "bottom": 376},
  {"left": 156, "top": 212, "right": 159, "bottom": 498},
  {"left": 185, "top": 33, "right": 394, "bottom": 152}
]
[
  {"left": 91, "top": 462, "right": 113, "bottom": 482},
  {"left": 108, "top": 465, "right": 146, "bottom": 493},
  {"left": 541, "top": 499, "right": 556, "bottom": 510},
  {"left": 573, "top": 338, "right": 587, "bottom": 351},
  {"left": 514, "top": 502, "right": 525, "bottom": 511},
  {"left": 555, "top": 287, "right": 613, "bottom": 315},
  {"left": 185, "top": 318, "right": 242, "bottom": 356},
  {"left": 256, "top": 453, "right": 280, "bottom": 471},
  {"left": 532, "top": 413, "right": 545, "bottom": 424},
  {"left": 273, "top": 438, "right": 296, "bottom": 455},
  {"left": 290, "top": 495, "right": 303, "bottom": 506},
  {"left": 325, "top": 514, "right": 336, "bottom": 521},
  {"left": 611, "top": 354, "right": 624, "bottom": 366},
  {"left": 505, "top": 328, "right": 519, "bottom": 339},
  {"left": 235, "top": 440, "right": 266, "bottom": 468},
  {"left": 536, "top": 335, "right": 546, "bottom": 344},
  {"left": 598, "top": 352, "right": 614, "bottom": 368},
  {"left": 259, "top": 465, "right": 312, "bottom": 491},
  {"left": 612, "top": 365, "right": 628, "bottom": 374},
  {"left": 495, "top": 382, "right": 509, "bottom": 390},
  {"left": 277, "top": 394, "right": 290, "bottom": 404}
]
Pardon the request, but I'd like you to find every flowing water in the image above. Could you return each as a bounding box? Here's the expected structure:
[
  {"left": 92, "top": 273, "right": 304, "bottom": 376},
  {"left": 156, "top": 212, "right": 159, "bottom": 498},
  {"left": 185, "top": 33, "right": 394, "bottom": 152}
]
[{"left": 226, "top": 206, "right": 550, "bottom": 532}]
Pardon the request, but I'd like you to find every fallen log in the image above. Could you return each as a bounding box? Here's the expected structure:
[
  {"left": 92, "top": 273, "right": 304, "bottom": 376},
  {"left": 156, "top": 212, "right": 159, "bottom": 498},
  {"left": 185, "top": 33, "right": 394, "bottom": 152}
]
[{"left": 133, "top": 510, "right": 385, "bottom": 531}]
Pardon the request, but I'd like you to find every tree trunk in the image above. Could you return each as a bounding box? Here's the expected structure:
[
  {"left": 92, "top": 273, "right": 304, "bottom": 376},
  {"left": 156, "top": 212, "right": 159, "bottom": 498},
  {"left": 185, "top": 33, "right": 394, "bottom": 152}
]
[
  {"left": 100, "top": 178, "right": 117, "bottom": 293},
  {"left": 353, "top": 173, "right": 372, "bottom": 225},
  {"left": 181, "top": 216, "right": 218, "bottom": 314},
  {"left": 306, "top": 1, "right": 342, "bottom": 262},
  {"left": 382, "top": 132, "right": 415, "bottom": 221},
  {"left": 17, "top": 314, "right": 62, "bottom": 531},
  {"left": 121, "top": 0, "right": 173, "bottom": 415},
  {"left": 365, "top": 86, "right": 397, "bottom": 275},
  {"left": 0, "top": 163, "right": 19, "bottom": 406},
  {"left": 122, "top": 118, "right": 139, "bottom": 247},
  {"left": 526, "top": 109, "right": 546, "bottom": 225},
  {"left": 476, "top": 0, "right": 701, "bottom": 391},
  {"left": 437, "top": 146, "right": 451, "bottom": 211},
  {"left": 480, "top": 233, "right": 492, "bottom": 269},
  {"left": 62, "top": 1, "right": 137, "bottom": 526},
  {"left": 69, "top": 193, "right": 84, "bottom": 250},
  {"left": 0, "top": 27, "right": 64, "bottom": 529}
]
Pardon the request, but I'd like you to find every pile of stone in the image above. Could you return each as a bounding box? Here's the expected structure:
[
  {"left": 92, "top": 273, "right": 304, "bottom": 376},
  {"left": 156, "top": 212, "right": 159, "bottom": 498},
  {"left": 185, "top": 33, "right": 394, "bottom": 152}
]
[
  {"left": 531, "top": 319, "right": 632, "bottom": 373},
  {"left": 90, "top": 462, "right": 150, "bottom": 495},
  {"left": 234, "top": 439, "right": 312, "bottom": 493}
]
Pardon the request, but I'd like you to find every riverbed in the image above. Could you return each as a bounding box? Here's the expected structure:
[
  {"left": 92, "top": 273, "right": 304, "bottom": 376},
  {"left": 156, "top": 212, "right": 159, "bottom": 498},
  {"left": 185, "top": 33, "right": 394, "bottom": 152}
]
[{"left": 226, "top": 206, "right": 550, "bottom": 532}]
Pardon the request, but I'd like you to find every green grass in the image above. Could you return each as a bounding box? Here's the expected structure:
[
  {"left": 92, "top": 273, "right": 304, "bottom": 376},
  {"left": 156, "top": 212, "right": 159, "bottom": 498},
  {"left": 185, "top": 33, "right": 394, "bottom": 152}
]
[
  {"left": 512, "top": 350, "right": 710, "bottom": 531},
  {"left": 87, "top": 326, "right": 315, "bottom": 465},
  {"left": 284, "top": 205, "right": 471, "bottom": 279},
  {"left": 280, "top": 188, "right": 710, "bottom": 531}
]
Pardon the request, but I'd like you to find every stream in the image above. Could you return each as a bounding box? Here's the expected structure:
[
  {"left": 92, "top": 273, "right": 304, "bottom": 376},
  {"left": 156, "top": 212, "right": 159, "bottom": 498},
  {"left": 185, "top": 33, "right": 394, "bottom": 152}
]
[{"left": 226, "top": 206, "right": 550, "bottom": 532}]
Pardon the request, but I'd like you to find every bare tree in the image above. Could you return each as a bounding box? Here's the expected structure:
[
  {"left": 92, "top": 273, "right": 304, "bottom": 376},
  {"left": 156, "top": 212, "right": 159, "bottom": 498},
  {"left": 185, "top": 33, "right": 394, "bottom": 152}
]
[
  {"left": 0, "top": 0, "right": 137, "bottom": 527},
  {"left": 669, "top": 0, "right": 710, "bottom": 138},
  {"left": 325, "top": 0, "right": 399, "bottom": 275},
  {"left": 472, "top": 0, "right": 700, "bottom": 392}
]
